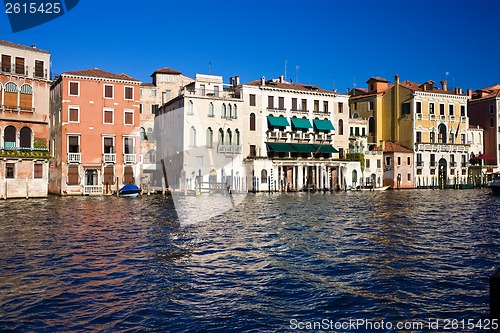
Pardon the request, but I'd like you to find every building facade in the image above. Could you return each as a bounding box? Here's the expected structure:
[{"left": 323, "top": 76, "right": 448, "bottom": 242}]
[
  {"left": 139, "top": 68, "right": 193, "bottom": 189},
  {"left": 468, "top": 85, "right": 500, "bottom": 170},
  {"left": 0, "top": 40, "right": 51, "bottom": 198},
  {"left": 49, "top": 68, "right": 141, "bottom": 195}
]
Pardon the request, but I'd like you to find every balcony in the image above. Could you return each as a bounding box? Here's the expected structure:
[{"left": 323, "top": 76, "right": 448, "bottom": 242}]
[
  {"left": 103, "top": 153, "right": 116, "bottom": 163},
  {"left": 440, "top": 115, "right": 446, "bottom": 121},
  {"left": 461, "top": 162, "right": 468, "bottom": 168},
  {"left": 430, "top": 161, "right": 437, "bottom": 168},
  {"left": 124, "top": 154, "right": 136, "bottom": 163},
  {"left": 430, "top": 114, "right": 436, "bottom": 120},
  {"left": 416, "top": 113, "right": 423, "bottom": 120},
  {"left": 415, "top": 143, "right": 469, "bottom": 153},
  {"left": 290, "top": 108, "right": 309, "bottom": 115},
  {"left": 416, "top": 161, "right": 424, "bottom": 168},
  {"left": 217, "top": 144, "right": 242, "bottom": 155},
  {"left": 0, "top": 147, "right": 50, "bottom": 159},
  {"left": 183, "top": 88, "right": 240, "bottom": 99},
  {"left": 83, "top": 185, "right": 103, "bottom": 195},
  {"left": 68, "top": 153, "right": 81, "bottom": 163},
  {"left": 450, "top": 161, "right": 457, "bottom": 168}
]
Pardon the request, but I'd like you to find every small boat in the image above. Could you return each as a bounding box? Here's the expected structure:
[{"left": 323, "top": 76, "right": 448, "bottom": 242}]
[
  {"left": 352, "top": 185, "right": 390, "bottom": 191},
  {"left": 488, "top": 173, "right": 500, "bottom": 195},
  {"left": 118, "top": 184, "right": 141, "bottom": 197}
]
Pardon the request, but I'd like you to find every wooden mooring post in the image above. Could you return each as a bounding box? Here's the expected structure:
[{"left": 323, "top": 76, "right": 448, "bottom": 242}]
[{"left": 490, "top": 267, "right": 500, "bottom": 320}]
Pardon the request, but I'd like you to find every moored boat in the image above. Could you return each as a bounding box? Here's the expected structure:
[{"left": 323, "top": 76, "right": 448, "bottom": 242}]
[
  {"left": 118, "top": 184, "right": 141, "bottom": 197},
  {"left": 488, "top": 173, "right": 500, "bottom": 195},
  {"left": 351, "top": 185, "right": 390, "bottom": 191}
]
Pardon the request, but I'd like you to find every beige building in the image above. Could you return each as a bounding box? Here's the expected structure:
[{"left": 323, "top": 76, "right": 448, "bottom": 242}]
[
  {"left": 0, "top": 40, "right": 51, "bottom": 198},
  {"left": 139, "top": 68, "right": 192, "bottom": 189}
]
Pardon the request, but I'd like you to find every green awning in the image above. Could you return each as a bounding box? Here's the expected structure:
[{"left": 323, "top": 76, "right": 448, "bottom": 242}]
[
  {"left": 312, "top": 144, "right": 339, "bottom": 153},
  {"left": 291, "top": 118, "right": 312, "bottom": 129},
  {"left": 313, "top": 119, "right": 335, "bottom": 131},
  {"left": 267, "top": 116, "right": 290, "bottom": 127},
  {"left": 290, "top": 143, "right": 317, "bottom": 153},
  {"left": 266, "top": 142, "right": 296, "bottom": 153}
]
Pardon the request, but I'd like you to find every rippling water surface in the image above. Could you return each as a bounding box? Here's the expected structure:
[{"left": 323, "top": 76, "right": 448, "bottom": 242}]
[{"left": 1, "top": 190, "right": 500, "bottom": 332}]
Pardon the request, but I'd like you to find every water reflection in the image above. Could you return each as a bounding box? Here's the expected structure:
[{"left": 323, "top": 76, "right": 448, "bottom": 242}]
[{"left": 0, "top": 190, "right": 499, "bottom": 332}]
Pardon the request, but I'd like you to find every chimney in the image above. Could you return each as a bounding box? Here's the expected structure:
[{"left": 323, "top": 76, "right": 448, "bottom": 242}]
[
  {"left": 440, "top": 80, "right": 448, "bottom": 91},
  {"left": 454, "top": 87, "right": 462, "bottom": 94},
  {"left": 279, "top": 75, "right": 284, "bottom": 83},
  {"left": 260, "top": 76, "right": 265, "bottom": 86},
  {"left": 467, "top": 89, "right": 472, "bottom": 98},
  {"left": 235, "top": 76, "right": 240, "bottom": 86},
  {"left": 230, "top": 77, "right": 235, "bottom": 87},
  {"left": 394, "top": 74, "right": 399, "bottom": 85}
]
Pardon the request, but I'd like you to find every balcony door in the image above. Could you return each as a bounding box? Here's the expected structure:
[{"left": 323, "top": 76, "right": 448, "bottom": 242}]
[{"left": 85, "top": 169, "right": 98, "bottom": 186}]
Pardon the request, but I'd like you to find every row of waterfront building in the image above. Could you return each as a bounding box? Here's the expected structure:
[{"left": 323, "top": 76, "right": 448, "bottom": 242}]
[{"left": 0, "top": 40, "right": 499, "bottom": 198}]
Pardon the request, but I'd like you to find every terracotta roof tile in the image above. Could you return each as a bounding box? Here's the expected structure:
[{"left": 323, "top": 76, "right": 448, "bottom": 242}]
[
  {"left": 244, "top": 79, "right": 341, "bottom": 94},
  {"left": 470, "top": 85, "right": 500, "bottom": 101},
  {"left": 152, "top": 67, "right": 182, "bottom": 76},
  {"left": 0, "top": 40, "right": 50, "bottom": 54},
  {"left": 141, "top": 82, "right": 155, "bottom": 87},
  {"left": 399, "top": 80, "right": 464, "bottom": 96},
  {"left": 383, "top": 141, "right": 413, "bottom": 153},
  {"left": 63, "top": 68, "right": 140, "bottom": 82}
]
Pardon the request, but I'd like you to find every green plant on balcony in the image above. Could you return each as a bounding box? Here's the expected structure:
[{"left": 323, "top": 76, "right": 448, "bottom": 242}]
[
  {"left": 34, "top": 138, "right": 47, "bottom": 149},
  {"left": 0, "top": 149, "right": 51, "bottom": 159}
]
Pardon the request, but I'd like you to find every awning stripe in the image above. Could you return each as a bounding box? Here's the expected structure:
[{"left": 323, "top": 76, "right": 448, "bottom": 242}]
[
  {"left": 313, "top": 119, "right": 335, "bottom": 131},
  {"left": 267, "top": 116, "right": 290, "bottom": 127},
  {"left": 290, "top": 118, "right": 312, "bottom": 129}
]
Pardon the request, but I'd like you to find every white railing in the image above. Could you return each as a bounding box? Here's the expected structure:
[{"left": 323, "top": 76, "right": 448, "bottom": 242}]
[
  {"left": 217, "top": 145, "right": 242, "bottom": 154},
  {"left": 416, "top": 143, "right": 469, "bottom": 153},
  {"left": 124, "top": 154, "right": 136, "bottom": 163},
  {"left": 67, "top": 153, "right": 81, "bottom": 163},
  {"left": 103, "top": 153, "right": 116, "bottom": 163},
  {"left": 83, "top": 185, "right": 103, "bottom": 195}
]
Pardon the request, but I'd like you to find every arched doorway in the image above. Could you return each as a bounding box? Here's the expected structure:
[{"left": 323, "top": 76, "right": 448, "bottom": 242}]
[
  {"left": 438, "top": 158, "right": 447, "bottom": 189},
  {"left": 438, "top": 124, "right": 447, "bottom": 143}
]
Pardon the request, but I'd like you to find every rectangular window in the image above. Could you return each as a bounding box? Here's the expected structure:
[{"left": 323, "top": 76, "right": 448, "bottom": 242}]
[
  {"left": 139, "top": 104, "right": 143, "bottom": 114},
  {"left": 249, "top": 145, "right": 256, "bottom": 157},
  {"left": 6, "top": 163, "right": 15, "bottom": 178},
  {"left": 103, "top": 108, "right": 114, "bottom": 124},
  {"left": 377, "top": 159, "right": 381, "bottom": 169},
  {"left": 369, "top": 101, "right": 374, "bottom": 111},
  {"left": 366, "top": 159, "right": 370, "bottom": 169},
  {"left": 385, "top": 156, "right": 391, "bottom": 166},
  {"left": 314, "top": 100, "right": 319, "bottom": 112},
  {"left": 68, "top": 136, "right": 80, "bottom": 153},
  {"left": 152, "top": 104, "right": 159, "bottom": 115},
  {"left": 200, "top": 84, "right": 206, "bottom": 96},
  {"left": 429, "top": 103, "right": 435, "bottom": 114},
  {"left": 104, "top": 84, "right": 114, "bottom": 99},
  {"left": 490, "top": 105, "right": 494, "bottom": 114},
  {"left": 292, "top": 98, "right": 297, "bottom": 110},
  {"left": 1, "top": 54, "right": 11, "bottom": 72},
  {"left": 407, "top": 156, "right": 411, "bottom": 165},
  {"left": 249, "top": 94, "right": 256, "bottom": 106},
  {"left": 301, "top": 99, "right": 307, "bottom": 111},
  {"left": 34, "top": 164, "right": 43, "bottom": 179},
  {"left": 461, "top": 134, "right": 466, "bottom": 144},
  {"left": 362, "top": 128, "right": 366, "bottom": 136},
  {"left": 440, "top": 104, "right": 445, "bottom": 115},
  {"left": 124, "top": 109, "right": 134, "bottom": 125},
  {"left": 69, "top": 107, "right": 79, "bottom": 122},
  {"left": 430, "top": 132, "right": 435, "bottom": 143},
  {"left": 103, "top": 137, "right": 114, "bottom": 153},
  {"left": 407, "top": 173, "right": 411, "bottom": 182},
  {"left": 268, "top": 96, "right": 274, "bottom": 109},
  {"left": 124, "top": 166, "right": 134, "bottom": 184},
  {"left": 449, "top": 104, "right": 454, "bottom": 116},
  {"left": 214, "top": 86, "right": 219, "bottom": 97},
  {"left": 151, "top": 89, "right": 157, "bottom": 98},
  {"left": 279, "top": 97, "right": 285, "bottom": 110},
  {"left": 338, "top": 102, "right": 344, "bottom": 113},
  {"left": 416, "top": 101, "right": 422, "bottom": 114},
  {"left": 34, "top": 60, "right": 44, "bottom": 78},
  {"left": 402, "top": 102, "right": 410, "bottom": 115},
  {"left": 69, "top": 81, "right": 79, "bottom": 96},
  {"left": 461, "top": 105, "right": 465, "bottom": 117},
  {"left": 124, "top": 86, "right": 134, "bottom": 100},
  {"left": 15, "top": 57, "right": 25, "bottom": 75},
  {"left": 124, "top": 137, "right": 135, "bottom": 154},
  {"left": 323, "top": 101, "right": 328, "bottom": 113},
  {"left": 416, "top": 131, "right": 422, "bottom": 142},
  {"left": 397, "top": 156, "right": 402, "bottom": 165}
]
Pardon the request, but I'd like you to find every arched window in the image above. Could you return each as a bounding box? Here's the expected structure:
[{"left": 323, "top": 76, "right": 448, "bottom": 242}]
[
  {"left": 218, "top": 128, "right": 224, "bottom": 145},
  {"left": 225, "top": 129, "right": 232, "bottom": 145},
  {"left": 140, "top": 127, "right": 147, "bottom": 141},
  {"left": 478, "top": 133, "right": 482, "bottom": 144},
  {"left": 206, "top": 127, "right": 213, "bottom": 148},
  {"left": 368, "top": 116, "right": 375, "bottom": 134},
  {"left": 250, "top": 113, "right": 256, "bottom": 131},
  {"left": 208, "top": 102, "right": 214, "bottom": 117},
  {"left": 187, "top": 100, "right": 194, "bottom": 115},
  {"left": 261, "top": 169, "right": 268, "bottom": 183},
  {"left": 234, "top": 129, "right": 240, "bottom": 145},
  {"left": 221, "top": 103, "right": 226, "bottom": 118},
  {"left": 4, "top": 125, "right": 16, "bottom": 148},
  {"left": 233, "top": 104, "right": 238, "bottom": 119},
  {"left": 438, "top": 124, "right": 447, "bottom": 143},
  {"left": 4, "top": 82, "right": 18, "bottom": 108},
  {"left": 145, "top": 150, "right": 156, "bottom": 163},
  {"left": 20, "top": 127, "right": 32, "bottom": 149},
  {"left": 338, "top": 119, "right": 344, "bottom": 135},
  {"left": 189, "top": 126, "right": 196, "bottom": 147},
  {"left": 470, "top": 133, "right": 474, "bottom": 144},
  {"left": 352, "top": 169, "right": 358, "bottom": 184},
  {"left": 228, "top": 104, "right": 232, "bottom": 119}
]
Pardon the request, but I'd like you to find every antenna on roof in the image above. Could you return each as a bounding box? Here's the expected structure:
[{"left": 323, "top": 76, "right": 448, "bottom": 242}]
[
  {"left": 353, "top": 76, "right": 357, "bottom": 89},
  {"left": 284, "top": 59, "right": 288, "bottom": 81},
  {"left": 295, "top": 65, "right": 300, "bottom": 84},
  {"left": 208, "top": 61, "right": 212, "bottom": 75}
]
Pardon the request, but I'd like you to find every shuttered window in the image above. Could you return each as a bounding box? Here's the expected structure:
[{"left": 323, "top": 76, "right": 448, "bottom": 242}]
[
  {"left": 69, "top": 107, "right": 79, "bottom": 122},
  {"left": 104, "top": 109, "right": 113, "bottom": 124},
  {"left": 67, "top": 166, "right": 79, "bottom": 185},
  {"left": 20, "top": 84, "right": 33, "bottom": 111},
  {"left": 34, "top": 164, "right": 43, "bottom": 179},
  {"left": 124, "top": 86, "right": 133, "bottom": 100},
  {"left": 4, "top": 82, "right": 17, "bottom": 108},
  {"left": 69, "top": 81, "right": 79, "bottom": 96},
  {"left": 123, "top": 166, "right": 134, "bottom": 184},
  {"left": 103, "top": 166, "right": 114, "bottom": 185},
  {"left": 1, "top": 54, "right": 11, "bottom": 72},
  {"left": 104, "top": 85, "right": 113, "bottom": 98},
  {"left": 15, "top": 57, "right": 25, "bottom": 75},
  {"left": 34, "top": 60, "right": 44, "bottom": 78}
]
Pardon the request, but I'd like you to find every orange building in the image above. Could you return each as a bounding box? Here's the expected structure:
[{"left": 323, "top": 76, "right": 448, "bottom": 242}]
[
  {"left": 377, "top": 141, "right": 415, "bottom": 189},
  {"left": 0, "top": 40, "right": 51, "bottom": 198},
  {"left": 49, "top": 68, "right": 141, "bottom": 195}
]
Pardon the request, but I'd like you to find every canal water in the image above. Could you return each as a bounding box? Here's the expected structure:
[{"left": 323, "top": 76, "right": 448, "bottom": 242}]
[{"left": 0, "top": 190, "right": 499, "bottom": 332}]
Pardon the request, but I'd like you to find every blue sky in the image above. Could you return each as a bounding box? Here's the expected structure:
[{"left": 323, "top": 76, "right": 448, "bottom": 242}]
[{"left": 1, "top": 0, "right": 499, "bottom": 93}]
